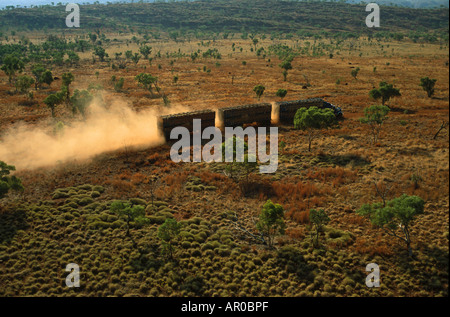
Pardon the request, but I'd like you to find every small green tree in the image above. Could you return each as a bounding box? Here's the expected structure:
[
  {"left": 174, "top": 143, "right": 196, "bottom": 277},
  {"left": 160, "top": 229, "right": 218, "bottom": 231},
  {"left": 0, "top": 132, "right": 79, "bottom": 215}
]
[
  {"left": 88, "top": 32, "right": 97, "bottom": 43},
  {"left": 70, "top": 89, "right": 93, "bottom": 118},
  {"left": 0, "top": 161, "right": 24, "bottom": 199},
  {"left": 40, "top": 70, "right": 54, "bottom": 88},
  {"left": 93, "top": 46, "right": 108, "bottom": 62},
  {"left": 43, "top": 92, "right": 64, "bottom": 118},
  {"left": 110, "top": 201, "right": 149, "bottom": 244},
  {"left": 114, "top": 77, "right": 125, "bottom": 92},
  {"left": 359, "top": 105, "right": 390, "bottom": 144},
  {"left": 131, "top": 52, "right": 141, "bottom": 66},
  {"left": 293, "top": 106, "right": 337, "bottom": 151},
  {"left": 280, "top": 60, "right": 293, "bottom": 81},
  {"left": 139, "top": 45, "right": 152, "bottom": 59},
  {"left": 31, "top": 64, "right": 45, "bottom": 90},
  {"left": 351, "top": 67, "right": 360, "bottom": 79},
  {"left": 252, "top": 38, "right": 259, "bottom": 50},
  {"left": 356, "top": 194, "right": 425, "bottom": 257},
  {"left": 276, "top": 89, "right": 288, "bottom": 100},
  {"left": 125, "top": 50, "right": 133, "bottom": 60},
  {"left": 66, "top": 51, "right": 80, "bottom": 66},
  {"left": 419, "top": 77, "right": 437, "bottom": 98},
  {"left": 61, "top": 72, "right": 75, "bottom": 102},
  {"left": 15, "top": 75, "right": 34, "bottom": 94},
  {"left": 369, "top": 81, "right": 401, "bottom": 105},
  {"left": 135, "top": 73, "right": 158, "bottom": 96},
  {"left": 256, "top": 200, "right": 285, "bottom": 248},
  {"left": 157, "top": 218, "right": 182, "bottom": 260},
  {"left": 221, "top": 136, "right": 258, "bottom": 182},
  {"left": 241, "top": 153, "right": 258, "bottom": 183},
  {"left": 253, "top": 84, "right": 265, "bottom": 101},
  {"left": 1, "top": 54, "right": 25, "bottom": 84},
  {"left": 309, "top": 209, "right": 330, "bottom": 247}
]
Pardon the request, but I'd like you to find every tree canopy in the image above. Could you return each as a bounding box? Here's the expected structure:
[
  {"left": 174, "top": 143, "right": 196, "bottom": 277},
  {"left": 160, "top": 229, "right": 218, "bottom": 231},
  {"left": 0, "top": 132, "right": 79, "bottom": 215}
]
[
  {"left": 356, "top": 194, "right": 425, "bottom": 257},
  {"left": 420, "top": 77, "right": 437, "bottom": 98},
  {"left": 0, "top": 161, "right": 24, "bottom": 199},
  {"left": 256, "top": 199, "right": 285, "bottom": 248},
  {"left": 369, "top": 81, "right": 401, "bottom": 105},
  {"left": 359, "top": 105, "right": 390, "bottom": 144},
  {"left": 294, "top": 106, "right": 337, "bottom": 151}
]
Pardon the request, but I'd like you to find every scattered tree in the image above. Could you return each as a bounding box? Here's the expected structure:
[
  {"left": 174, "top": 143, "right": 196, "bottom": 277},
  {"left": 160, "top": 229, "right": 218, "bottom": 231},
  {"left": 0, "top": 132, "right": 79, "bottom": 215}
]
[
  {"left": 280, "top": 60, "right": 293, "bottom": 81},
  {"left": 369, "top": 81, "right": 401, "bottom": 105},
  {"left": 93, "top": 46, "right": 108, "bottom": 62},
  {"left": 131, "top": 52, "right": 141, "bottom": 66},
  {"left": 253, "top": 84, "right": 265, "bottom": 101},
  {"left": 0, "top": 161, "right": 24, "bottom": 199},
  {"left": 139, "top": 45, "right": 152, "bottom": 59},
  {"left": 419, "top": 77, "right": 437, "bottom": 98},
  {"left": 256, "top": 200, "right": 285, "bottom": 248},
  {"left": 110, "top": 201, "right": 149, "bottom": 245},
  {"left": 293, "top": 106, "right": 337, "bottom": 151},
  {"left": 1, "top": 54, "right": 24, "bottom": 84},
  {"left": 61, "top": 72, "right": 75, "bottom": 101},
  {"left": 157, "top": 218, "right": 182, "bottom": 259},
  {"left": 43, "top": 92, "right": 64, "bottom": 118},
  {"left": 88, "top": 32, "right": 97, "bottom": 43},
  {"left": 276, "top": 89, "right": 288, "bottom": 100},
  {"left": 135, "top": 73, "right": 158, "bottom": 96},
  {"left": 70, "top": 89, "right": 93, "bottom": 118},
  {"left": 40, "top": 70, "right": 54, "bottom": 88},
  {"left": 222, "top": 136, "right": 258, "bottom": 183},
  {"left": 252, "top": 38, "right": 259, "bottom": 50},
  {"left": 356, "top": 194, "right": 425, "bottom": 257},
  {"left": 359, "top": 105, "right": 390, "bottom": 144},
  {"left": 15, "top": 75, "right": 34, "bottom": 94},
  {"left": 114, "top": 77, "right": 125, "bottom": 92},
  {"left": 309, "top": 209, "right": 330, "bottom": 247},
  {"left": 31, "top": 65, "right": 45, "bottom": 90},
  {"left": 351, "top": 67, "right": 360, "bottom": 79}
]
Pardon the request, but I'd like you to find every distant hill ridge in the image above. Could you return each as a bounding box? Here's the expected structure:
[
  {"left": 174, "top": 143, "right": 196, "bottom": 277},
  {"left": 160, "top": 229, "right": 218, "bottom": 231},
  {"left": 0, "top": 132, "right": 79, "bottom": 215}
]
[
  {"left": 1, "top": 0, "right": 449, "bottom": 9},
  {"left": 0, "top": 0, "right": 448, "bottom": 35}
]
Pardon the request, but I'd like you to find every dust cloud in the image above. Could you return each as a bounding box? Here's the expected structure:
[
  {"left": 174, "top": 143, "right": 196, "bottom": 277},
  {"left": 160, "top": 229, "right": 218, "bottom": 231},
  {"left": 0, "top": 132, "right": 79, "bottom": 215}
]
[{"left": 0, "top": 96, "right": 189, "bottom": 170}]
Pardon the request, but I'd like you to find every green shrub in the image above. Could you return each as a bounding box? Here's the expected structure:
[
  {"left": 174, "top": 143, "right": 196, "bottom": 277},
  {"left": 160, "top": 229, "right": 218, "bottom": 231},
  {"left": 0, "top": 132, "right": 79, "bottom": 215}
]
[
  {"left": 52, "top": 190, "right": 70, "bottom": 199},
  {"left": 77, "top": 184, "right": 93, "bottom": 191},
  {"left": 92, "top": 185, "right": 105, "bottom": 193},
  {"left": 181, "top": 241, "right": 191, "bottom": 249},
  {"left": 148, "top": 216, "right": 166, "bottom": 224},
  {"left": 129, "top": 198, "right": 147, "bottom": 206},
  {"left": 91, "top": 191, "right": 101, "bottom": 198},
  {"left": 77, "top": 196, "right": 94, "bottom": 206}
]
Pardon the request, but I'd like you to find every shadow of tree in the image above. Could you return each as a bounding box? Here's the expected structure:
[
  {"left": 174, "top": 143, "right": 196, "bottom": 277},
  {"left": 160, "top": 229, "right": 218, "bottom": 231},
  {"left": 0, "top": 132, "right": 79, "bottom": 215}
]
[
  {"left": 393, "top": 245, "right": 449, "bottom": 294},
  {"left": 389, "top": 106, "right": 417, "bottom": 114},
  {"left": 0, "top": 206, "right": 28, "bottom": 244},
  {"left": 316, "top": 153, "right": 371, "bottom": 167},
  {"left": 130, "top": 244, "right": 163, "bottom": 272},
  {"left": 275, "top": 246, "right": 316, "bottom": 283}
]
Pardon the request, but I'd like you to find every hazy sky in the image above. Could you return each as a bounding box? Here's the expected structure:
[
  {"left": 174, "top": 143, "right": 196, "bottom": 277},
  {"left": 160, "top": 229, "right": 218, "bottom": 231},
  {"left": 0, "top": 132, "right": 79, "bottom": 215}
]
[{"left": 0, "top": 0, "right": 447, "bottom": 9}]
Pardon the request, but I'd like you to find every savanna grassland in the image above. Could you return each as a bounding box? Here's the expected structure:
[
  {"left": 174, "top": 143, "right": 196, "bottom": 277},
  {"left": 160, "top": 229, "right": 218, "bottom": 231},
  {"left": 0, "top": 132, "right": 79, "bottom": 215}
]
[{"left": 0, "top": 0, "right": 448, "bottom": 298}]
